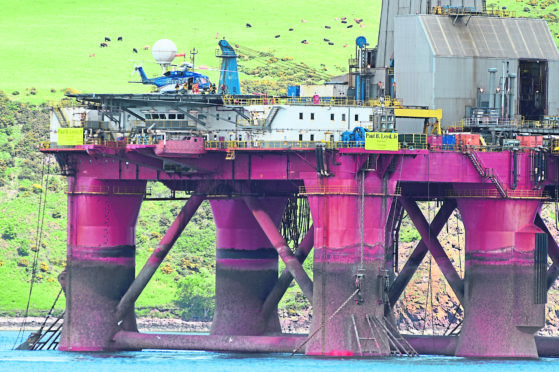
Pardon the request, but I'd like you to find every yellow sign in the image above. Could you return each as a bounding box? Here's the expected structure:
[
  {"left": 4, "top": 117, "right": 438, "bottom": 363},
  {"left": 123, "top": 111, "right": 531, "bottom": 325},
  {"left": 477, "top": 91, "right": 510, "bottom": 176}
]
[
  {"left": 58, "top": 128, "right": 84, "bottom": 146},
  {"left": 365, "top": 132, "right": 399, "bottom": 151}
]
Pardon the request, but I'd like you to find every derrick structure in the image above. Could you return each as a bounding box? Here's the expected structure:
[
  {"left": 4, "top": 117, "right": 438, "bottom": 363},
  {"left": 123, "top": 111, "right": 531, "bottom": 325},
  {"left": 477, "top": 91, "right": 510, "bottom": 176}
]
[{"left": 42, "top": 130, "right": 559, "bottom": 358}]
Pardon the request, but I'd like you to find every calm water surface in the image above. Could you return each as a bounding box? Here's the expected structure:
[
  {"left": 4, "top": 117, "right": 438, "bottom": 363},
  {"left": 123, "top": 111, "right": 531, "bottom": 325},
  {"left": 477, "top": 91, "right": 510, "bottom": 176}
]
[{"left": 1, "top": 331, "right": 558, "bottom": 372}]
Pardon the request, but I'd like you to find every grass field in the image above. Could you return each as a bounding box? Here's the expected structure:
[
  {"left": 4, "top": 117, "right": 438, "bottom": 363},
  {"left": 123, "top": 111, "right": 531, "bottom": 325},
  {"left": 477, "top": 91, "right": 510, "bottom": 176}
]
[
  {"left": 2, "top": 1, "right": 559, "bottom": 103},
  {"left": 0, "top": 0, "right": 380, "bottom": 103}
]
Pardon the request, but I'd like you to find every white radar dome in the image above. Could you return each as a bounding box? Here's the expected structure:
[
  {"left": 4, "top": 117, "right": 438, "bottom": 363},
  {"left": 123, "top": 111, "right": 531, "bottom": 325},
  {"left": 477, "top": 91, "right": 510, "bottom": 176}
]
[{"left": 152, "top": 39, "right": 177, "bottom": 64}]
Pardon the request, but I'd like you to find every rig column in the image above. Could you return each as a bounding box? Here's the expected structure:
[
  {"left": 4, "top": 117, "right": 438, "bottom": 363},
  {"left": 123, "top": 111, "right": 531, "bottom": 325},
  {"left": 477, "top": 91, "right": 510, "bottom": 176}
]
[
  {"left": 210, "top": 198, "right": 286, "bottom": 335},
  {"left": 303, "top": 173, "right": 396, "bottom": 356},
  {"left": 59, "top": 177, "right": 146, "bottom": 351},
  {"left": 455, "top": 199, "right": 545, "bottom": 358}
]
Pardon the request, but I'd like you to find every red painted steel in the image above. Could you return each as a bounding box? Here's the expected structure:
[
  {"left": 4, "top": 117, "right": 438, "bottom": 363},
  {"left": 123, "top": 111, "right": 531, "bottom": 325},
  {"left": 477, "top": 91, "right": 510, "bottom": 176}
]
[
  {"left": 210, "top": 198, "right": 286, "bottom": 336},
  {"left": 48, "top": 144, "right": 558, "bottom": 357},
  {"left": 59, "top": 177, "right": 146, "bottom": 351},
  {"left": 456, "top": 199, "right": 544, "bottom": 358}
]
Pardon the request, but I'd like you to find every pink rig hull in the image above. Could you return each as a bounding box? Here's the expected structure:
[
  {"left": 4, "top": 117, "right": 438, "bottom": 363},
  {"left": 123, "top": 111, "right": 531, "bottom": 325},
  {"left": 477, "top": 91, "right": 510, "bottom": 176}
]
[{"left": 43, "top": 143, "right": 559, "bottom": 357}]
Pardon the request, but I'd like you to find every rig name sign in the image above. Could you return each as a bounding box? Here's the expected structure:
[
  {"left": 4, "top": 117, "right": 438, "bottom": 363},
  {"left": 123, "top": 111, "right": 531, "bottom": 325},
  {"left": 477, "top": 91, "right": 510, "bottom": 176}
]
[
  {"left": 58, "top": 128, "right": 84, "bottom": 146},
  {"left": 365, "top": 132, "right": 398, "bottom": 151}
]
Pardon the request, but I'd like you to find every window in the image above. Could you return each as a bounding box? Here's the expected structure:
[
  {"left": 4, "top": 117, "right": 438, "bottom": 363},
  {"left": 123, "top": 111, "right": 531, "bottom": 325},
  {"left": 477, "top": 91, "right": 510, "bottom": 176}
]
[
  {"left": 228, "top": 115, "right": 232, "bottom": 121},
  {"left": 310, "top": 113, "right": 315, "bottom": 120},
  {"left": 310, "top": 134, "right": 315, "bottom": 141},
  {"left": 342, "top": 113, "right": 346, "bottom": 121},
  {"left": 299, "top": 112, "right": 303, "bottom": 119},
  {"left": 355, "top": 114, "right": 359, "bottom": 121},
  {"left": 177, "top": 114, "right": 185, "bottom": 120},
  {"left": 369, "top": 115, "right": 374, "bottom": 122},
  {"left": 169, "top": 114, "right": 176, "bottom": 120},
  {"left": 330, "top": 135, "right": 334, "bottom": 142},
  {"left": 299, "top": 134, "right": 303, "bottom": 141},
  {"left": 216, "top": 113, "right": 220, "bottom": 120},
  {"left": 330, "top": 113, "right": 335, "bottom": 120},
  {"left": 145, "top": 114, "right": 152, "bottom": 119}
]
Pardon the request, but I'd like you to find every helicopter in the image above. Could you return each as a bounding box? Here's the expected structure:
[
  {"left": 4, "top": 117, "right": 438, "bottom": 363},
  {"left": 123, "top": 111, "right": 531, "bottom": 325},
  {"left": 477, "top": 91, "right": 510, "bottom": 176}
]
[{"left": 131, "top": 62, "right": 212, "bottom": 92}]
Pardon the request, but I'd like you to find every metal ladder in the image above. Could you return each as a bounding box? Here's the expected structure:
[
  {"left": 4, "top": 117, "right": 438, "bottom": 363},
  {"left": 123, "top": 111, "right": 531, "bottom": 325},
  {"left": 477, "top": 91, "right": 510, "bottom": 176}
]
[
  {"left": 370, "top": 315, "right": 419, "bottom": 357},
  {"left": 351, "top": 314, "right": 382, "bottom": 356},
  {"left": 32, "top": 314, "right": 64, "bottom": 350}
]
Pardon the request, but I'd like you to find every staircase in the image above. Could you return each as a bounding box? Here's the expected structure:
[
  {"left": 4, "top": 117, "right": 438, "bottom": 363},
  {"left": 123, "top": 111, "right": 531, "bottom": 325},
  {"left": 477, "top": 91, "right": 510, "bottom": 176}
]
[
  {"left": 464, "top": 151, "right": 507, "bottom": 198},
  {"left": 53, "top": 105, "right": 69, "bottom": 127},
  {"left": 265, "top": 106, "right": 281, "bottom": 128}
]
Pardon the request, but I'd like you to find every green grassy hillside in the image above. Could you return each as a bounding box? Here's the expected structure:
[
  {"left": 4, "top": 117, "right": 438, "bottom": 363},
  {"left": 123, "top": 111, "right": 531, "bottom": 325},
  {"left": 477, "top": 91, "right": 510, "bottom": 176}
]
[
  {"left": 2, "top": 1, "right": 559, "bottom": 103},
  {"left": 3, "top": 0, "right": 559, "bottom": 328},
  {"left": 0, "top": 0, "right": 380, "bottom": 103}
]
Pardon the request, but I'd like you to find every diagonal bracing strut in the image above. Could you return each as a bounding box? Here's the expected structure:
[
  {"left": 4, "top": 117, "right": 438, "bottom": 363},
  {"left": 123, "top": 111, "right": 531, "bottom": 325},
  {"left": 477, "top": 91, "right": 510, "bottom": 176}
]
[
  {"left": 399, "top": 197, "right": 464, "bottom": 304},
  {"left": 388, "top": 199, "right": 457, "bottom": 306},
  {"left": 116, "top": 195, "right": 205, "bottom": 321},
  {"left": 243, "top": 196, "right": 314, "bottom": 301},
  {"left": 261, "top": 225, "right": 314, "bottom": 318}
]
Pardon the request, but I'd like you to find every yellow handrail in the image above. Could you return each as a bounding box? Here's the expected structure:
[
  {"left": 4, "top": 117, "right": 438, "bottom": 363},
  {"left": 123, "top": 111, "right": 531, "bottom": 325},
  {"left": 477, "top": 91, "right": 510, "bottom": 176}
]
[{"left": 222, "top": 95, "right": 405, "bottom": 108}]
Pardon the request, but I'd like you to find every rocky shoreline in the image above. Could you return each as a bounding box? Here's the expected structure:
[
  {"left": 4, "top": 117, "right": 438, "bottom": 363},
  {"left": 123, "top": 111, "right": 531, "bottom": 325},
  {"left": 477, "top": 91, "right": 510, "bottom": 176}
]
[{"left": 0, "top": 316, "right": 311, "bottom": 334}]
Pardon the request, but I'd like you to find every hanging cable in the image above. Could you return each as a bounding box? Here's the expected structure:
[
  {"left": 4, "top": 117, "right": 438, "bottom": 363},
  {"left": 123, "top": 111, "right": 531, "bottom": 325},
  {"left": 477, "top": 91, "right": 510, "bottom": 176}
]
[
  {"left": 422, "top": 256, "right": 432, "bottom": 335},
  {"left": 280, "top": 196, "right": 310, "bottom": 250},
  {"left": 360, "top": 170, "right": 365, "bottom": 270},
  {"left": 390, "top": 153, "right": 406, "bottom": 274},
  {"left": 14, "top": 157, "right": 51, "bottom": 348}
]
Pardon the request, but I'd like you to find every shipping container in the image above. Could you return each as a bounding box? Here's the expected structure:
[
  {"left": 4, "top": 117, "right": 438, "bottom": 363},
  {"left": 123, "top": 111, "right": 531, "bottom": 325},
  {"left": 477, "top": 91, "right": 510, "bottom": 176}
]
[
  {"left": 442, "top": 134, "right": 456, "bottom": 150},
  {"left": 287, "top": 85, "right": 300, "bottom": 97},
  {"left": 455, "top": 133, "right": 481, "bottom": 147},
  {"left": 516, "top": 135, "right": 543, "bottom": 147}
]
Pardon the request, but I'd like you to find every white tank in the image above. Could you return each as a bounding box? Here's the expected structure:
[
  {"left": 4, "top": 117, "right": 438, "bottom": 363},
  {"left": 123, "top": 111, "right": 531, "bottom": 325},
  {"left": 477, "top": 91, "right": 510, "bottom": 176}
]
[{"left": 152, "top": 39, "right": 177, "bottom": 65}]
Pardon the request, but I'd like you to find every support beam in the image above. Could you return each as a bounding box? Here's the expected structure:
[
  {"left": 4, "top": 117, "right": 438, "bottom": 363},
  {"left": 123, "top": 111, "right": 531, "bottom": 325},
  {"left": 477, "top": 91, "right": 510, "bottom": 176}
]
[
  {"left": 60, "top": 179, "right": 146, "bottom": 351},
  {"left": 389, "top": 199, "right": 457, "bottom": 306},
  {"left": 261, "top": 225, "right": 315, "bottom": 318},
  {"left": 243, "top": 196, "right": 314, "bottom": 301},
  {"left": 533, "top": 213, "right": 559, "bottom": 289},
  {"left": 455, "top": 199, "right": 544, "bottom": 358},
  {"left": 116, "top": 195, "right": 204, "bottom": 321},
  {"left": 113, "top": 331, "right": 305, "bottom": 353},
  {"left": 399, "top": 198, "right": 464, "bottom": 304},
  {"left": 210, "top": 198, "right": 286, "bottom": 335}
]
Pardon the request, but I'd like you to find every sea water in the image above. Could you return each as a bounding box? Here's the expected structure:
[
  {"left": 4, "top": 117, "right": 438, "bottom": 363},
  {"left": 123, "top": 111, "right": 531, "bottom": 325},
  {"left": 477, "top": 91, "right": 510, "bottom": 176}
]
[{"left": 1, "top": 331, "right": 558, "bottom": 372}]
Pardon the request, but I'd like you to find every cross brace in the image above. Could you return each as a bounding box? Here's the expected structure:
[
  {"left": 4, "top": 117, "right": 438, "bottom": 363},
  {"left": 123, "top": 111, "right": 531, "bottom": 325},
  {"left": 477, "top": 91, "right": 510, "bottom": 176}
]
[
  {"left": 389, "top": 199, "right": 457, "bottom": 305},
  {"left": 243, "top": 196, "right": 314, "bottom": 301},
  {"left": 116, "top": 195, "right": 205, "bottom": 321},
  {"left": 399, "top": 197, "right": 464, "bottom": 304}
]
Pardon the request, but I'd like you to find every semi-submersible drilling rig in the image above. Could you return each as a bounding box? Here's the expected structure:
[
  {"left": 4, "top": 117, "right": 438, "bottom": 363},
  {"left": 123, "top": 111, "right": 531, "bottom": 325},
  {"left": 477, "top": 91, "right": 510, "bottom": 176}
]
[{"left": 37, "top": 0, "right": 559, "bottom": 358}]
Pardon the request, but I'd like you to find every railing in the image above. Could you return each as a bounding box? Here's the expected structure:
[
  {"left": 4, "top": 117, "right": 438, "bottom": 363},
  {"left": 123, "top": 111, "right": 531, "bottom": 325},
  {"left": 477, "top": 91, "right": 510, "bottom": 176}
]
[
  {"left": 447, "top": 188, "right": 548, "bottom": 199},
  {"left": 45, "top": 136, "right": 554, "bottom": 154},
  {"left": 143, "top": 120, "right": 195, "bottom": 129},
  {"left": 66, "top": 185, "right": 146, "bottom": 195},
  {"left": 205, "top": 140, "right": 403, "bottom": 150},
  {"left": 299, "top": 185, "right": 402, "bottom": 196},
  {"left": 222, "top": 95, "right": 404, "bottom": 108},
  {"left": 432, "top": 6, "right": 517, "bottom": 18},
  {"left": 457, "top": 117, "right": 559, "bottom": 131},
  {"left": 205, "top": 140, "right": 325, "bottom": 149}
]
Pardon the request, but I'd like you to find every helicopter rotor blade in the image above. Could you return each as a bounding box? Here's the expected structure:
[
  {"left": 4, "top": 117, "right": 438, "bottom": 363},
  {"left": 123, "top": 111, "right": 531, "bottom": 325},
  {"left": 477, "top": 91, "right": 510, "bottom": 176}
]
[{"left": 131, "top": 63, "right": 143, "bottom": 76}]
